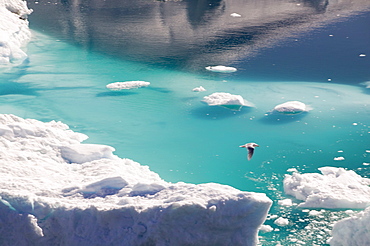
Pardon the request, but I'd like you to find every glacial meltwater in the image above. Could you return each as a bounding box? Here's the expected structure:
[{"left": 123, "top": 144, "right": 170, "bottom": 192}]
[{"left": 1, "top": 0, "right": 370, "bottom": 244}]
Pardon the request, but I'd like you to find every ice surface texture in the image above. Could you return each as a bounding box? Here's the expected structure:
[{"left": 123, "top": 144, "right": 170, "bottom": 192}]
[
  {"left": 284, "top": 167, "right": 370, "bottom": 209},
  {"left": 0, "top": 0, "right": 32, "bottom": 64},
  {"left": 202, "top": 92, "right": 254, "bottom": 110},
  {"left": 0, "top": 114, "right": 272, "bottom": 245},
  {"left": 329, "top": 206, "right": 370, "bottom": 246},
  {"left": 272, "top": 101, "right": 309, "bottom": 115}
]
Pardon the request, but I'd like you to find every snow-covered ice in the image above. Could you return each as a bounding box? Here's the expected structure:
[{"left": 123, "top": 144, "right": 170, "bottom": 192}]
[
  {"left": 0, "top": 0, "right": 32, "bottom": 64},
  {"left": 334, "top": 156, "right": 345, "bottom": 161},
  {"left": 278, "top": 198, "right": 293, "bottom": 207},
  {"left": 0, "top": 114, "right": 272, "bottom": 245},
  {"left": 329, "top": 206, "right": 370, "bottom": 246},
  {"left": 202, "top": 92, "right": 254, "bottom": 111},
  {"left": 192, "top": 86, "right": 206, "bottom": 92},
  {"left": 284, "top": 167, "right": 370, "bottom": 209},
  {"left": 205, "top": 65, "right": 237, "bottom": 73},
  {"left": 106, "top": 81, "right": 150, "bottom": 90},
  {"left": 272, "top": 101, "right": 309, "bottom": 115}
]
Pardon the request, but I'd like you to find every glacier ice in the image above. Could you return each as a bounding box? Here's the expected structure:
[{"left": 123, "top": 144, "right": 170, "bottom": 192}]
[
  {"left": 205, "top": 65, "right": 237, "bottom": 73},
  {"left": 202, "top": 92, "right": 254, "bottom": 111},
  {"left": 272, "top": 101, "right": 309, "bottom": 115},
  {"left": 0, "top": 114, "right": 272, "bottom": 245}
]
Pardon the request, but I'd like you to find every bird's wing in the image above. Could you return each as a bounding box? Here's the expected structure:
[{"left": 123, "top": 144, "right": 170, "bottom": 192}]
[{"left": 247, "top": 147, "right": 254, "bottom": 160}]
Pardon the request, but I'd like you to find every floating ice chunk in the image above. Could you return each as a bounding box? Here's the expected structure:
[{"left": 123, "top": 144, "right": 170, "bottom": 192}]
[
  {"left": 230, "top": 13, "right": 242, "bottom": 17},
  {"left": 359, "top": 53, "right": 366, "bottom": 57},
  {"left": 334, "top": 156, "right": 345, "bottom": 161},
  {"left": 202, "top": 92, "right": 254, "bottom": 111},
  {"left": 272, "top": 101, "right": 310, "bottom": 115},
  {"left": 274, "top": 217, "right": 289, "bottom": 226},
  {"left": 284, "top": 167, "right": 370, "bottom": 209},
  {"left": 192, "top": 86, "right": 206, "bottom": 92},
  {"left": 60, "top": 144, "right": 117, "bottom": 164},
  {"left": 106, "top": 81, "right": 150, "bottom": 90},
  {"left": 259, "top": 224, "right": 273, "bottom": 232},
  {"left": 278, "top": 199, "right": 293, "bottom": 207},
  {"left": 329, "top": 206, "right": 370, "bottom": 246},
  {"left": 205, "top": 65, "right": 237, "bottom": 73},
  {"left": 308, "top": 210, "right": 321, "bottom": 216},
  {"left": 287, "top": 168, "right": 298, "bottom": 173}
]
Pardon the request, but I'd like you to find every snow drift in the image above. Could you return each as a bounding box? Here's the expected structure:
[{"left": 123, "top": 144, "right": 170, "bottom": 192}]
[
  {"left": 0, "top": 0, "right": 32, "bottom": 64},
  {"left": 284, "top": 167, "right": 370, "bottom": 209},
  {"left": 0, "top": 114, "right": 272, "bottom": 245}
]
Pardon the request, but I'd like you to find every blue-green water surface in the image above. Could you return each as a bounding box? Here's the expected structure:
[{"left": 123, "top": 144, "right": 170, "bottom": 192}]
[{"left": 2, "top": 0, "right": 370, "bottom": 244}]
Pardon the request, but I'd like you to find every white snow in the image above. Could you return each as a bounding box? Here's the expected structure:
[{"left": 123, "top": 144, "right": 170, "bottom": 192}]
[
  {"left": 0, "top": 0, "right": 32, "bottom": 65},
  {"left": 205, "top": 65, "right": 237, "bottom": 73},
  {"left": 284, "top": 167, "right": 370, "bottom": 209},
  {"left": 192, "top": 86, "right": 206, "bottom": 92},
  {"left": 274, "top": 217, "right": 289, "bottom": 226},
  {"left": 106, "top": 81, "right": 150, "bottom": 90},
  {"left": 0, "top": 114, "right": 272, "bottom": 245},
  {"left": 329, "top": 206, "right": 370, "bottom": 246},
  {"left": 272, "top": 101, "right": 309, "bottom": 115},
  {"left": 202, "top": 92, "right": 254, "bottom": 110}
]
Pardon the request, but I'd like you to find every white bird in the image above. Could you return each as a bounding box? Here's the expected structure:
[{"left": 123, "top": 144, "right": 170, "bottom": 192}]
[{"left": 239, "top": 143, "right": 259, "bottom": 160}]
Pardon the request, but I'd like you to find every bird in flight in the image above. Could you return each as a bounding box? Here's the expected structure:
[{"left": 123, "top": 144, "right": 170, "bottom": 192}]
[{"left": 239, "top": 143, "right": 259, "bottom": 160}]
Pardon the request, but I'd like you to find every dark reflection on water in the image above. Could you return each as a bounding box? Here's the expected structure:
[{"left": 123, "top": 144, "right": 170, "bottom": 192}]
[{"left": 27, "top": 0, "right": 370, "bottom": 82}]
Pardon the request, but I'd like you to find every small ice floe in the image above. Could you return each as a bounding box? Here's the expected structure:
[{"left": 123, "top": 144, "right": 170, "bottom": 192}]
[
  {"left": 202, "top": 92, "right": 254, "bottom": 111},
  {"left": 334, "top": 156, "right": 345, "bottom": 161},
  {"left": 278, "top": 199, "right": 293, "bottom": 207},
  {"left": 230, "top": 13, "right": 242, "bottom": 17},
  {"left": 259, "top": 224, "right": 273, "bottom": 232},
  {"left": 106, "top": 81, "right": 150, "bottom": 90},
  {"left": 274, "top": 217, "right": 289, "bottom": 226},
  {"left": 272, "top": 101, "right": 310, "bottom": 115},
  {"left": 192, "top": 86, "right": 206, "bottom": 92},
  {"left": 359, "top": 53, "right": 366, "bottom": 57},
  {"left": 205, "top": 65, "right": 237, "bottom": 73}
]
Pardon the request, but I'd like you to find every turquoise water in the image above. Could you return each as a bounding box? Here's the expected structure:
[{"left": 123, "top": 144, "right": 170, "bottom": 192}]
[{"left": 2, "top": 0, "right": 370, "bottom": 244}]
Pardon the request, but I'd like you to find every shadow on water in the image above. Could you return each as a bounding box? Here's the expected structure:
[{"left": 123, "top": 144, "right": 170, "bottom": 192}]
[
  {"left": 259, "top": 112, "right": 308, "bottom": 124},
  {"left": 191, "top": 105, "right": 253, "bottom": 120},
  {"left": 96, "top": 91, "right": 138, "bottom": 97},
  {"left": 146, "top": 86, "right": 173, "bottom": 94},
  {"left": 0, "top": 82, "right": 38, "bottom": 96}
]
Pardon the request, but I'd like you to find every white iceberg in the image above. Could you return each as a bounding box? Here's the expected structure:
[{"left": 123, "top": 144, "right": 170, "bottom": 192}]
[
  {"left": 272, "top": 101, "right": 310, "bottom": 115},
  {"left": 205, "top": 65, "right": 237, "bottom": 73},
  {"left": 0, "top": 114, "right": 272, "bottom": 245},
  {"left": 274, "top": 217, "right": 289, "bottom": 226},
  {"left": 284, "top": 167, "right": 370, "bottom": 209},
  {"left": 0, "top": 0, "right": 32, "bottom": 65},
  {"left": 329, "top": 206, "right": 370, "bottom": 246},
  {"left": 106, "top": 81, "right": 150, "bottom": 90},
  {"left": 192, "top": 86, "right": 206, "bottom": 92},
  {"left": 202, "top": 92, "right": 254, "bottom": 111}
]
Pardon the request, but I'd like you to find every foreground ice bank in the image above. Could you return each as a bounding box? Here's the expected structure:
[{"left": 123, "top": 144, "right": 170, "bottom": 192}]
[
  {"left": 0, "top": 0, "right": 32, "bottom": 64},
  {"left": 0, "top": 114, "right": 272, "bottom": 245}
]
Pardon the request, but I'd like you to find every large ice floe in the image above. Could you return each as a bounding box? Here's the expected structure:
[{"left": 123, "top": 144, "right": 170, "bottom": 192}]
[
  {"left": 0, "top": 114, "right": 272, "bottom": 245},
  {"left": 202, "top": 92, "right": 254, "bottom": 111},
  {"left": 329, "top": 206, "right": 370, "bottom": 246},
  {"left": 284, "top": 167, "right": 370, "bottom": 209},
  {"left": 0, "top": 0, "right": 32, "bottom": 65}
]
